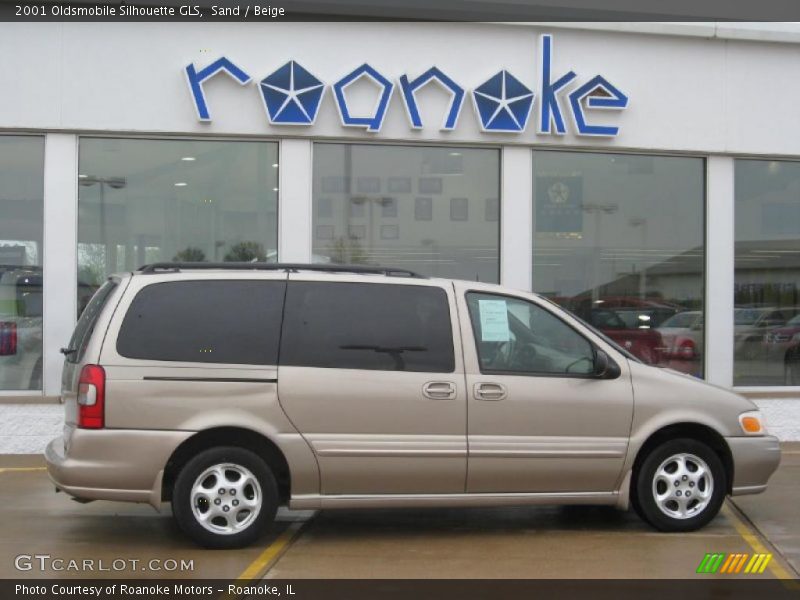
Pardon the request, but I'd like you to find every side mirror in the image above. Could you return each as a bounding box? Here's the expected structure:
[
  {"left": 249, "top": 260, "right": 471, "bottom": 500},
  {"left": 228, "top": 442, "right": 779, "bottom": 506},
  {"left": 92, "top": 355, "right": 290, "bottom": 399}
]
[
  {"left": 593, "top": 349, "right": 609, "bottom": 377},
  {"left": 593, "top": 349, "right": 620, "bottom": 379}
]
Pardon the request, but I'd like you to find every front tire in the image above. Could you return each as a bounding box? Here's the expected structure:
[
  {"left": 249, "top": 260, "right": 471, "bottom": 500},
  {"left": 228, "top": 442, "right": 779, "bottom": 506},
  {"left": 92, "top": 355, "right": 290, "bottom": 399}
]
[
  {"left": 634, "top": 439, "right": 726, "bottom": 532},
  {"left": 173, "top": 446, "right": 278, "bottom": 549}
]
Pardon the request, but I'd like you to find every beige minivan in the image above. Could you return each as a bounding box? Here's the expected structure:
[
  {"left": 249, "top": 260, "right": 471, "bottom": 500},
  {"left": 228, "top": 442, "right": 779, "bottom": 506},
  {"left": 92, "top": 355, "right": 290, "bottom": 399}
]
[{"left": 46, "top": 263, "right": 781, "bottom": 548}]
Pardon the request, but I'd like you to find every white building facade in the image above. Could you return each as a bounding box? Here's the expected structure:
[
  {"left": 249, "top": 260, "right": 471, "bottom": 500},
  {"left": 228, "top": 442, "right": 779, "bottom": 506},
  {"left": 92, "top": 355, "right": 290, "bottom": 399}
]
[{"left": 1, "top": 21, "right": 800, "bottom": 451}]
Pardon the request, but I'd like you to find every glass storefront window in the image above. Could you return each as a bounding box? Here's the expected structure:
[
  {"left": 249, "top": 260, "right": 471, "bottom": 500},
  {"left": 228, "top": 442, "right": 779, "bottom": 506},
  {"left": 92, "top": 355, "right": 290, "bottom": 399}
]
[
  {"left": 0, "top": 136, "right": 45, "bottom": 390},
  {"left": 77, "top": 138, "right": 279, "bottom": 313},
  {"left": 734, "top": 159, "right": 800, "bottom": 386},
  {"left": 532, "top": 151, "right": 705, "bottom": 377},
  {"left": 312, "top": 143, "right": 500, "bottom": 282}
]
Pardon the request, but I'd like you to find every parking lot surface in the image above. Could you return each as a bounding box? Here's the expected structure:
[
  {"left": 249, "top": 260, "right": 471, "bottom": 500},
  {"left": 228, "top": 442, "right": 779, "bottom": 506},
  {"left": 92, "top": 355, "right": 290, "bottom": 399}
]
[{"left": 2, "top": 449, "right": 798, "bottom": 582}]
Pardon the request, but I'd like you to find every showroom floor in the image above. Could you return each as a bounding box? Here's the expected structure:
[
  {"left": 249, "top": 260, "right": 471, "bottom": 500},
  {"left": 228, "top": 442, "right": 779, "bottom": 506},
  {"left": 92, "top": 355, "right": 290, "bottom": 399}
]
[{"left": 1, "top": 448, "right": 798, "bottom": 582}]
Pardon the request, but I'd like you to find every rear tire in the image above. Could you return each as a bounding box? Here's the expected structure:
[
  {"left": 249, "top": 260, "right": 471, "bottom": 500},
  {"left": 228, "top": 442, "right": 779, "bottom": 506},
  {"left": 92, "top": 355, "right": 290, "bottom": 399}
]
[
  {"left": 634, "top": 438, "right": 726, "bottom": 532},
  {"left": 173, "top": 446, "right": 278, "bottom": 549}
]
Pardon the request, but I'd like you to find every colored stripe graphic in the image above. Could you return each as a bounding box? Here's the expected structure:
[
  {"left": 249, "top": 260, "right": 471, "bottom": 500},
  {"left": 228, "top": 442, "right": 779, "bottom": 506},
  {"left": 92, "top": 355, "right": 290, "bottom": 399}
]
[
  {"left": 745, "top": 554, "right": 761, "bottom": 574},
  {"left": 697, "top": 553, "right": 772, "bottom": 575},
  {"left": 758, "top": 554, "right": 772, "bottom": 574},
  {"left": 736, "top": 554, "right": 750, "bottom": 573},
  {"left": 720, "top": 554, "right": 737, "bottom": 573},
  {"left": 697, "top": 553, "right": 726, "bottom": 574}
]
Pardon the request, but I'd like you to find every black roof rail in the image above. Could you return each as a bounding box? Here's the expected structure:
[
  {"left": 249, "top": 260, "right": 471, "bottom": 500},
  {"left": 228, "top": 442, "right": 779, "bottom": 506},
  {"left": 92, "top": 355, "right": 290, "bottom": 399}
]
[{"left": 137, "top": 262, "right": 427, "bottom": 279}]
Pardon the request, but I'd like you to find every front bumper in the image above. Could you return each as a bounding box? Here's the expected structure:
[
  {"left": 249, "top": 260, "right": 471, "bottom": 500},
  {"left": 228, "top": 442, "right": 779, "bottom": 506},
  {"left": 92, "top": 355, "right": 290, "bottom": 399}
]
[
  {"left": 45, "top": 428, "right": 193, "bottom": 508},
  {"left": 726, "top": 435, "right": 781, "bottom": 495}
]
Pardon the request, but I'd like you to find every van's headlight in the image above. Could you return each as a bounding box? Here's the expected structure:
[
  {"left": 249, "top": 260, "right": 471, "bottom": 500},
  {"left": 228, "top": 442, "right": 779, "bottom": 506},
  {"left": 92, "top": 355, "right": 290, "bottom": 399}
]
[{"left": 739, "top": 410, "right": 766, "bottom": 435}]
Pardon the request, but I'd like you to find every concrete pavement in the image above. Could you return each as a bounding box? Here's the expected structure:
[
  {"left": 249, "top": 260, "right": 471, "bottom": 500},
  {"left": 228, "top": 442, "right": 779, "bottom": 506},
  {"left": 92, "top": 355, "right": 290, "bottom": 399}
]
[
  {"left": 730, "top": 444, "right": 800, "bottom": 576},
  {"left": 1, "top": 449, "right": 797, "bottom": 582}
]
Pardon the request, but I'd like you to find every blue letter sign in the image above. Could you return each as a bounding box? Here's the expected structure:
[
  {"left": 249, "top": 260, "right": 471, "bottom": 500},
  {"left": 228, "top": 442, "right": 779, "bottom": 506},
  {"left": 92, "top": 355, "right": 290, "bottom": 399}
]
[
  {"left": 399, "top": 67, "right": 465, "bottom": 131},
  {"left": 568, "top": 75, "right": 629, "bottom": 137},
  {"left": 333, "top": 64, "right": 394, "bottom": 132},
  {"left": 184, "top": 57, "right": 251, "bottom": 122},
  {"left": 537, "top": 34, "right": 576, "bottom": 135},
  {"left": 183, "top": 35, "right": 629, "bottom": 137}
]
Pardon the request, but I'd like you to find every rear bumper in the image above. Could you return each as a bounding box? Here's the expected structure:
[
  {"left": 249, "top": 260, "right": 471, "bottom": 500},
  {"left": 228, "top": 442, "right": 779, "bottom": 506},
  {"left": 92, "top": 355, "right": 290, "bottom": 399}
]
[
  {"left": 726, "top": 435, "right": 782, "bottom": 495},
  {"left": 45, "top": 429, "right": 193, "bottom": 508}
]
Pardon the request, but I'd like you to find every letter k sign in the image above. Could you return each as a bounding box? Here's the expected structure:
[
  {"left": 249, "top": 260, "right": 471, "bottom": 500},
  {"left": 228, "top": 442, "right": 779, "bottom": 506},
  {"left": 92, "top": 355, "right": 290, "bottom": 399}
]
[{"left": 537, "top": 34, "right": 576, "bottom": 135}]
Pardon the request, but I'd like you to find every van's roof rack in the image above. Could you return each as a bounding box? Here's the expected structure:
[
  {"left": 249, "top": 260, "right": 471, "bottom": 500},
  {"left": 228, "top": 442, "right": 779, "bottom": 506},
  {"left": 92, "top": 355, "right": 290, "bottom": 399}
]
[{"left": 137, "top": 262, "right": 427, "bottom": 279}]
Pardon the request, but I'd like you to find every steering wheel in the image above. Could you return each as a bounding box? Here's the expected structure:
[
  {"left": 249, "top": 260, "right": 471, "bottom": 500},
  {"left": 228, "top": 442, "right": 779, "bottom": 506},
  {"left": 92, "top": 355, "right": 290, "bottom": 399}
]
[
  {"left": 509, "top": 342, "right": 541, "bottom": 371},
  {"left": 491, "top": 339, "right": 515, "bottom": 368}
]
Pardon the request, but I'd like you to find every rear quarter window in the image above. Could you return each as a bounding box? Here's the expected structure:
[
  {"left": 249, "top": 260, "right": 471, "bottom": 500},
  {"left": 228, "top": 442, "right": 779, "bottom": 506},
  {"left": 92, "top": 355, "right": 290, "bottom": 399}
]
[
  {"left": 116, "top": 280, "right": 286, "bottom": 365},
  {"left": 68, "top": 279, "right": 119, "bottom": 363}
]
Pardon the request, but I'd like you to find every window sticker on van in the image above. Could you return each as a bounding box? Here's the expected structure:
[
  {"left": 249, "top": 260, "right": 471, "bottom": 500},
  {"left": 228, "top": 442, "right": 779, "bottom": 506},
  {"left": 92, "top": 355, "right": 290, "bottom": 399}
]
[{"left": 478, "top": 299, "right": 510, "bottom": 342}]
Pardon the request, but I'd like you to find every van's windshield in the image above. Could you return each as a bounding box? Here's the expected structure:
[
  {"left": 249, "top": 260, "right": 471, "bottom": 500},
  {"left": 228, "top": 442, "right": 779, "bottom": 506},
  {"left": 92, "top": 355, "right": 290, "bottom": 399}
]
[{"left": 66, "top": 280, "right": 118, "bottom": 363}]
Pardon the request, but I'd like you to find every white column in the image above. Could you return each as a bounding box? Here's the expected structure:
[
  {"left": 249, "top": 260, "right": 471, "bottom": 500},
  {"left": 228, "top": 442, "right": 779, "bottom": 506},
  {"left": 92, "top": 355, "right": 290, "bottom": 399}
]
[
  {"left": 278, "top": 139, "right": 313, "bottom": 263},
  {"left": 42, "top": 134, "right": 78, "bottom": 398},
  {"left": 705, "top": 156, "right": 735, "bottom": 388},
  {"left": 500, "top": 146, "right": 533, "bottom": 291}
]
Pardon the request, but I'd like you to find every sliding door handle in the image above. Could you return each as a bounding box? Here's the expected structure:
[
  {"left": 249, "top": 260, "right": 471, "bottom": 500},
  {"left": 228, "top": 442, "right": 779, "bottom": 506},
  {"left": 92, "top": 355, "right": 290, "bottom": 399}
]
[{"left": 422, "top": 381, "right": 457, "bottom": 400}]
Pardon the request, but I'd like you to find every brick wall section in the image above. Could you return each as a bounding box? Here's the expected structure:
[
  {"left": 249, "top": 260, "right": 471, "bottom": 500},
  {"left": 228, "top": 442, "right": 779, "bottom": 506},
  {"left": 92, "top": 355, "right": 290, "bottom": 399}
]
[
  {"left": 754, "top": 400, "right": 800, "bottom": 441},
  {"left": 0, "top": 404, "right": 63, "bottom": 454},
  {"left": 0, "top": 400, "right": 798, "bottom": 454}
]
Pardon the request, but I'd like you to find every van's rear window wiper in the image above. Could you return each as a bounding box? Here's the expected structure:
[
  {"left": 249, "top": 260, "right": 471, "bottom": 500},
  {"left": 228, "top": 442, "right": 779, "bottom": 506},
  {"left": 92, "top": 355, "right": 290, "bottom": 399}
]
[{"left": 59, "top": 347, "right": 77, "bottom": 356}]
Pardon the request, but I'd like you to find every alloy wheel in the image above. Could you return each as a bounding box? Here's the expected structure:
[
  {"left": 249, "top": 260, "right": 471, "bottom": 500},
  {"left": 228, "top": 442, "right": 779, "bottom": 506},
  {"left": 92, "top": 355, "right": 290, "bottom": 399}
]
[
  {"left": 190, "top": 463, "right": 262, "bottom": 535},
  {"left": 651, "top": 453, "right": 713, "bottom": 520}
]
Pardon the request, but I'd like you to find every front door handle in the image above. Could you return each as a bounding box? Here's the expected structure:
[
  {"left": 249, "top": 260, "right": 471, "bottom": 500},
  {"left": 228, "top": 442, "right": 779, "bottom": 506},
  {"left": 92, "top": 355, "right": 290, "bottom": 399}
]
[
  {"left": 422, "top": 381, "right": 456, "bottom": 400},
  {"left": 474, "top": 382, "right": 507, "bottom": 401}
]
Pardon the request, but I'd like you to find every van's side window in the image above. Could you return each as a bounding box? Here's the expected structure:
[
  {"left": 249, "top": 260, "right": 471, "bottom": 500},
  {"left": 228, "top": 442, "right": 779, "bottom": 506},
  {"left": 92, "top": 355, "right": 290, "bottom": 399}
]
[
  {"left": 117, "top": 280, "right": 286, "bottom": 365},
  {"left": 68, "top": 279, "right": 118, "bottom": 363},
  {"left": 280, "top": 282, "right": 455, "bottom": 373},
  {"left": 466, "top": 292, "right": 594, "bottom": 375}
]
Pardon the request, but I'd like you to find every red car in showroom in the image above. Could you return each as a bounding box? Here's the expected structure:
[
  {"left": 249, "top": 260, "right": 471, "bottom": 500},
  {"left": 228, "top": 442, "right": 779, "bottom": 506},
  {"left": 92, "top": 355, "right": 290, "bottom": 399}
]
[
  {"left": 560, "top": 302, "right": 663, "bottom": 365},
  {"left": 561, "top": 296, "right": 683, "bottom": 366}
]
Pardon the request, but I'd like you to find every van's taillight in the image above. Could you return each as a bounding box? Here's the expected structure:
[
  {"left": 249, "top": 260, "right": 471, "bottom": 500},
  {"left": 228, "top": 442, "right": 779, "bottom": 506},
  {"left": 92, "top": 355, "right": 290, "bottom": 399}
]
[
  {"left": 77, "top": 365, "right": 105, "bottom": 429},
  {"left": 0, "top": 322, "right": 16, "bottom": 356}
]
